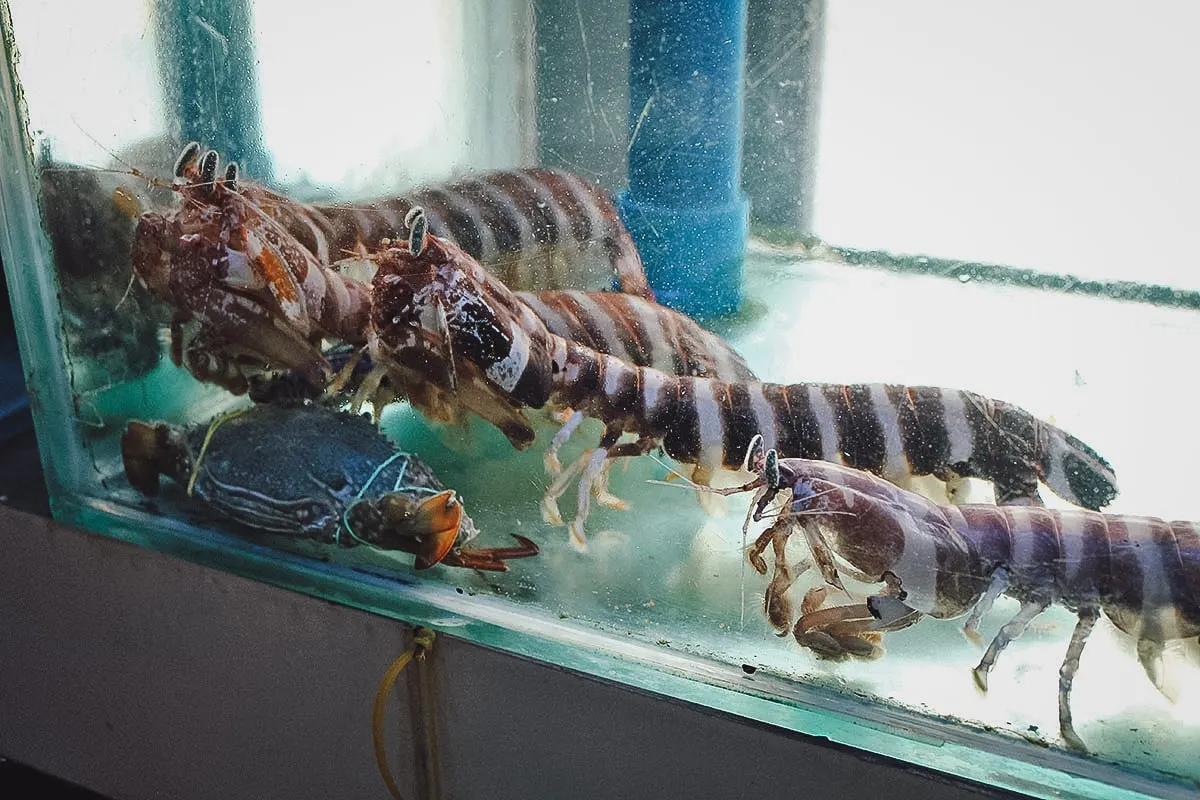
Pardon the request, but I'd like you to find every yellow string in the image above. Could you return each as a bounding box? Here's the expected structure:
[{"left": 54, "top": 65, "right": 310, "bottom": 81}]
[
  {"left": 372, "top": 628, "right": 436, "bottom": 800},
  {"left": 186, "top": 407, "right": 252, "bottom": 497}
]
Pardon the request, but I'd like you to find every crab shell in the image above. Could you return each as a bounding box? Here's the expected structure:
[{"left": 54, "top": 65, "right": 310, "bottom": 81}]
[{"left": 166, "top": 405, "right": 478, "bottom": 550}]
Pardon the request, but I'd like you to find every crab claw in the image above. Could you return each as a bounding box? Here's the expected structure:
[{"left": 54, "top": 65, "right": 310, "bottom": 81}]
[
  {"left": 351, "top": 489, "right": 464, "bottom": 568},
  {"left": 121, "top": 420, "right": 191, "bottom": 496},
  {"left": 441, "top": 535, "right": 540, "bottom": 572},
  {"left": 406, "top": 490, "right": 464, "bottom": 569},
  {"left": 122, "top": 421, "right": 165, "bottom": 495},
  {"left": 793, "top": 601, "right": 884, "bottom": 661}
]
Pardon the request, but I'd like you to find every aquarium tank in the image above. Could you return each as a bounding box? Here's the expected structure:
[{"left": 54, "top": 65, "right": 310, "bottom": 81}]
[{"left": 2, "top": 1, "right": 1199, "bottom": 797}]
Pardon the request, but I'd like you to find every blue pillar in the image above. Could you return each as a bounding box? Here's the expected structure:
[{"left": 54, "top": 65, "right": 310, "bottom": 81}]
[
  {"left": 156, "top": 0, "right": 270, "bottom": 180},
  {"left": 616, "top": 0, "right": 750, "bottom": 318}
]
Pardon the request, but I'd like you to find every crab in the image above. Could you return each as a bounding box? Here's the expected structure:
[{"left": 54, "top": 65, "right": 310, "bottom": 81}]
[{"left": 120, "top": 404, "right": 537, "bottom": 571}]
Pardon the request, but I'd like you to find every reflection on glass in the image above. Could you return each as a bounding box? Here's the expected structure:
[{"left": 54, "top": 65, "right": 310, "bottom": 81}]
[{"left": 2, "top": 2, "right": 1199, "bottom": 797}]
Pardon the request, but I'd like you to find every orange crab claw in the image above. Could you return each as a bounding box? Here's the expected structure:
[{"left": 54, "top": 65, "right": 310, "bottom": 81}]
[
  {"left": 409, "top": 490, "right": 464, "bottom": 569},
  {"left": 121, "top": 421, "right": 165, "bottom": 496},
  {"left": 440, "top": 535, "right": 541, "bottom": 572}
]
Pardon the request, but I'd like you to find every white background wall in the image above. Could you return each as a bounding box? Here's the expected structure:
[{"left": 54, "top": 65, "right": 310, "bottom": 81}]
[{"left": 815, "top": 2, "right": 1200, "bottom": 287}]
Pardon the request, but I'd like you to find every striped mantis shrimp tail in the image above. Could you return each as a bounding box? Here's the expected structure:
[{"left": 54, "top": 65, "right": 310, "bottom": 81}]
[{"left": 1039, "top": 424, "right": 1118, "bottom": 511}]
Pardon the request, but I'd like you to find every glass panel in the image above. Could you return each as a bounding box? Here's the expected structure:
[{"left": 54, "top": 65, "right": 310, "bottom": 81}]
[
  {"left": 9, "top": 0, "right": 165, "bottom": 162},
  {"left": 2, "top": 2, "right": 1198, "bottom": 798},
  {"left": 814, "top": 2, "right": 1200, "bottom": 287}
]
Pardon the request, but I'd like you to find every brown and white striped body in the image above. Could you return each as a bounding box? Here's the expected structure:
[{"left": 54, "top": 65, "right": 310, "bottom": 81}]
[
  {"left": 947, "top": 505, "right": 1200, "bottom": 644},
  {"left": 739, "top": 456, "right": 1198, "bottom": 751},
  {"left": 135, "top": 146, "right": 754, "bottom": 396},
  {"left": 130, "top": 145, "right": 370, "bottom": 393},
  {"left": 237, "top": 161, "right": 755, "bottom": 383},
  {"left": 264, "top": 167, "right": 654, "bottom": 299},
  {"left": 550, "top": 342, "right": 1113, "bottom": 503},
  {"left": 517, "top": 290, "right": 754, "bottom": 381},
  {"left": 401, "top": 258, "right": 754, "bottom": 383},
  {"left": 367, "top": 224, "right": 1119, "bottom": 548}
]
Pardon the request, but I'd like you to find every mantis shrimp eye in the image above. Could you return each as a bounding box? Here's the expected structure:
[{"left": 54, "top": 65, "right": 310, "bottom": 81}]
[
  {"left": 199, "top": 149, "right": 220, "bottom": 193},
  {"left": 406, "top": 206, "right": 429, "bottom": 256},
  {"left": 174, "top": 141, "right": 201, "bottom": 178},
  {"left": 224, "top": 161, "right": 239, "bottom": 193},
  {"left": 741, "top": 433, "right": 764, "bottom": 473},
  {"left": 765, "top": 449, "right": 780, "bottom": 490},
  {"left": 403, "top": 206, "right": 423, "bottom": 229}
]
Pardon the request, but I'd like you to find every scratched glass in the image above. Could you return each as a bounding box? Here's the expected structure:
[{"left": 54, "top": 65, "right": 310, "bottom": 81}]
[{"left": 2, "top": 3, "right": 1198, "bottom": 798}]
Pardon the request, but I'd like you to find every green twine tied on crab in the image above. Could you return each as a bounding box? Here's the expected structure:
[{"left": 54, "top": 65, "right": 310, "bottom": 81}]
[{"left": 121, "top": 405, "right": 537, "bottom": 571}]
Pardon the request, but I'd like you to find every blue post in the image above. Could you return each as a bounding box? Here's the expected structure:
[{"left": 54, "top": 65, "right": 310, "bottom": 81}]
[
  {"left": 156, "top": 0, "right": 270, "bottom": 180},
  {"left": 616, "top": 0, "right": 750, "bottom": 318}
]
